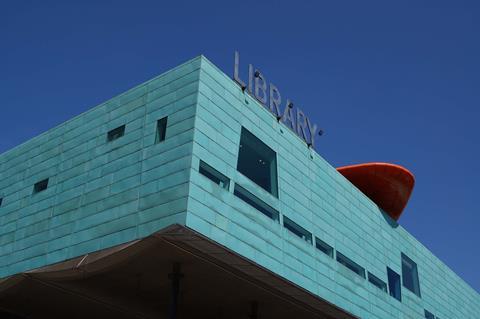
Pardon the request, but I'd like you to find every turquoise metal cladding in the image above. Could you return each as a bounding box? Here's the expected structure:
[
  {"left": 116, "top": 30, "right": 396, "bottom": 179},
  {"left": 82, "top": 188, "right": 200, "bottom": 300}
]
[
  {"left": 0, "top": 55, "right": 478, "bottom": 319},
  {"left": 186, "top": 57, "right": 480, "bottom": 319},
  {"left": 0, "top": 57, "right": 201, "bottom": 278}
]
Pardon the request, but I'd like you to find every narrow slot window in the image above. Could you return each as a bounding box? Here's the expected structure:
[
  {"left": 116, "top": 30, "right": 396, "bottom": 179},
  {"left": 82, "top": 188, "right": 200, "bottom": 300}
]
[
  {"left": 387, "top": 267, "right": 402, "bottom": 301},
  {"left": 234, "top": 184, "right": 279, "bottom": 222},
  {"left": 199, "top": 161, "right": 229, "bottom": 190},
  {"left": 315, "top": 237, "right": 333, "bottom": 257},
  {"left": 237, "top": 127, "right": 278, "bottom": 197},
  {"left": 155, "top": 117, "right": 168, "bottom": 143},
  {"left": 0, "top": 197, "right": 3, "bottom": 206},
  {"left": 283, "top": 216, "right": 312, "bottom": 244},
  {"left": 368, "top": 272, "right": 388, "bottom": 292},
  {"left": 401, "top": 253, "right": 421, "bottom": 297},
  {"left": 107, "top": 125, "right": 125, "bottom": 142},
  {"left": 33, "top": 178, "right": 49, "bottom": 194},
  {"left": 336, "top": 252, "right": 365, "bottom": 278},
  {"left": 424, "top": 310, "right": 435, "bottom": 319}
]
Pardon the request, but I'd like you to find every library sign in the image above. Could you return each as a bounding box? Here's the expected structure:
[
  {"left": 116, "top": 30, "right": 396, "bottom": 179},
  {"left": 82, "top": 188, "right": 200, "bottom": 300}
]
[{"left": 233, "top": 51, "right": 321, "bottom": 148}]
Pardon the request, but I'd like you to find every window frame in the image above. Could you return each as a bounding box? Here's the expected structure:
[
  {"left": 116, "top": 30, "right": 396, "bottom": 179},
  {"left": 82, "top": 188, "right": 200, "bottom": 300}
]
[
  {"left": 155, "top": 117, "right": 168, "bottom": 144},
  {"left": 283, "top": 216, "right": 312, "bottom": 244},
  {"left": 107, "top": 125, "right": 126, "bottom": 142},
  {"left": 424, "top": 309, "right": 435, "bottom": 319},
  {"left": 33, "top": 178, "right": 49, "bottom": 194},
  {"left": 387, "top": 267, "right": 402, "bottom": 302},
  {"left": 199, "top": 160, "right": 230, "bottom": 190},
  {"left": 237, "top": 127, "right": 278, "bottom": 197},
  {"left": 401, "top": 253, "right": 421, "bottom": 297},
  {"left": 315, "top": 237, "right": 334, "bottom": 258},
  {"left": 336, "top": 252, "right": 366, "bottom": 278},
  {"left": 368, "top": 272, "right": 388, "bottom": 292},
  {"left": 234, "top": 184, "right": 279, "bottom": 222}
]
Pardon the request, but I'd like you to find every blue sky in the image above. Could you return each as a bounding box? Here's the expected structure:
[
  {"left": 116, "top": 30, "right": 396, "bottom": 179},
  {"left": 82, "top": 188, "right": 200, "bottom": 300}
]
[{"left": 1, "top": 1, "right": 479, "bottom": 292}]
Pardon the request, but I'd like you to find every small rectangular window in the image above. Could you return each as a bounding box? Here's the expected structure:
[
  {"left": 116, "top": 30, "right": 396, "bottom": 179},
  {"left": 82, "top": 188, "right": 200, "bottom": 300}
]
[
  {"left": 234, "top": 184, "right": 279, "bottom": 222},
  {"left": 315, "top": 237, "right": 333, "bottom": 257},
  {"left": 424, "top": 310, "right": 435, "bottom": 319},
  {"left": 0, "top": 197, "right": 3, "bottom": 206},
  {"left": 402, "top": 253, "right": 421, "bottom": 297},
  {"left": 33, "top": 178, "right": 49, "bottom": 194},
  {"left": 387, "top": 267, "right": 402, "bottom": 302},
  {"left": 336, "top": 252, "right": 365, "bottom": 278},
  {"left": 283, "top": 216, "right": 312, "bottom": 244},
  {"left": 107, "top": 125, "right": 125, "bottom": 142},
  {"left": 199, "top": 160, "right": 229, "bottom": 190},
  {"left": 368, "top": 272, "right": 387, "bottom": 292},
  {"left": 155, "top": 117, "right": 168, "bottom": 143},
  {"left": 237, "top": 127, "right": 278, "bottom": 197}
]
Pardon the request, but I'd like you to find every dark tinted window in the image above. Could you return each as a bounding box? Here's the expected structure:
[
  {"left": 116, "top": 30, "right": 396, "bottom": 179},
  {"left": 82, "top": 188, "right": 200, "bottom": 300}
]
[
  {"left": 107, "top": 125, "right": 125, "bottom": 142},
  {"left": 155, "top": 117, "right": 168, "bottom": 143},
  {"left": 237, "top": 128, "right": 278, "bottom": 197},
  {"left": 387, "top": 267, "right": 402, "bottom": 301},
  {"left": 424, "top": 310, "right": 435, "bottom": 319},
  {"left": 283, "top": 216, "right": 312, "bottom": 244},
  {"left": 368, "top": 272, "right": 387, "bottom": 292},
  {"left": 337, "top": 252, "right": 365, "bottom": 278},
  {"left": 402, "top": 253, "right": 421, "bottom": 297},
  {"left": 234, "top": 184, "right": 279, "bottom": 222},
  {"left": 33, "top": 179, "right": 49, "bottom": 194},
  {"left": 315, "top": 237, "right": 334, "bottom": 258},
  {"left": 199, "top": 160, "right": 229, "bottom": 189}
]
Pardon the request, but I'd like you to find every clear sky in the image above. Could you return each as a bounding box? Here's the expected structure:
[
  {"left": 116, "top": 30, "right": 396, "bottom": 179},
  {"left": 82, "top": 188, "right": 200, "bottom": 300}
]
[{"left": 1, "top": 1, "right": 479, "bottom": 292}]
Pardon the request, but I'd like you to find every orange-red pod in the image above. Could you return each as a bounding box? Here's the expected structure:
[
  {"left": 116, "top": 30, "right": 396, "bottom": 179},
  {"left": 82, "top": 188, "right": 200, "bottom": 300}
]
[{"left": 337, "top": 163, "right": 415, "bottom": 221}]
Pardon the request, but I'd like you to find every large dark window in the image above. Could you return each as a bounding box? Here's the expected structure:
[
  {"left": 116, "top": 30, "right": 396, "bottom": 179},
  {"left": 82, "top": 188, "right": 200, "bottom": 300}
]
[
  {"left": 237, "top": 128, "right": 278, "bottom": 197},
  {"left": 387, "top": 267, "right": 402, "bottom": 301},
  {"left": 401, "top": 253, "right": 421, "bottom": 297}
]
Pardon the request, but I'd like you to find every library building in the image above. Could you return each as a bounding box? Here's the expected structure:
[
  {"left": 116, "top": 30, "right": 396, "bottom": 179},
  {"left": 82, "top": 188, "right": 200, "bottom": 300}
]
[{"left": 0, "top": 53, "right": 478, "bottom": 319}]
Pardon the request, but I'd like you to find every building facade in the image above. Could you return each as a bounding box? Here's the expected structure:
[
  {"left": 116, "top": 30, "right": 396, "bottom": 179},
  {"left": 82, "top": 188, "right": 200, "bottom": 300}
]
[{"left": 0, "top": 55, "right": 478, "bottom": 318}]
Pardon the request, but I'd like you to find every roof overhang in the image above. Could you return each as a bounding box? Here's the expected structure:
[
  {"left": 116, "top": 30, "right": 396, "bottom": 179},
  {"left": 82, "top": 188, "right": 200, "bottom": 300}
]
[{"left": 0, "top": 225, "right": 357, "bottom": 319}]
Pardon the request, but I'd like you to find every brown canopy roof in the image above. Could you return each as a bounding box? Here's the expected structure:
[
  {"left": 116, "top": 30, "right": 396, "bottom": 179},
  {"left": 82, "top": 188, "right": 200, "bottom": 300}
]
[{"left": 0, "top": 224, "right": 357, "bottom": 319}]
